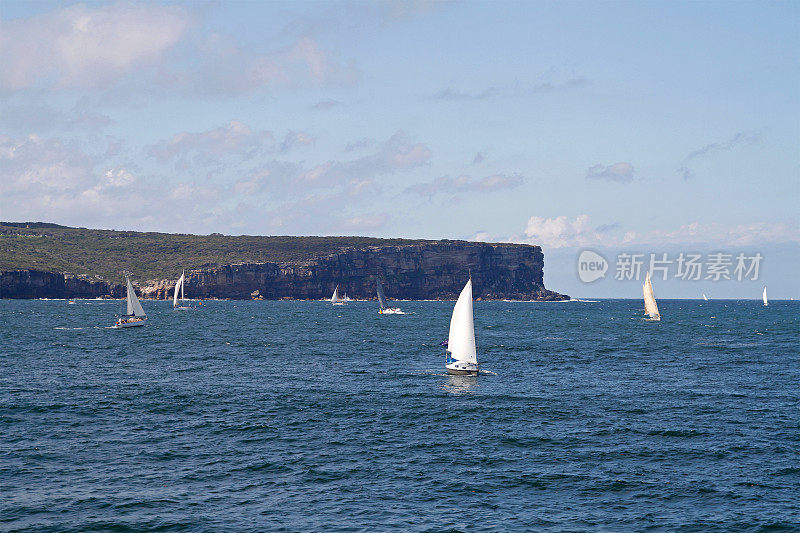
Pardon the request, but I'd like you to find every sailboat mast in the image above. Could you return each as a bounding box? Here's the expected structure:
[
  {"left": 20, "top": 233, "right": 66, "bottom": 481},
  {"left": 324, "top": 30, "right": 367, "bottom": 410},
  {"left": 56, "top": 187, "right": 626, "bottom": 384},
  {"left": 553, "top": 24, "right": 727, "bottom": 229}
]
[
  {"left": 120, "top": 274, "right": 126, "bottom": 316},
  {"left": 471, "top": 272, "right": 478, "bottom": 357}
]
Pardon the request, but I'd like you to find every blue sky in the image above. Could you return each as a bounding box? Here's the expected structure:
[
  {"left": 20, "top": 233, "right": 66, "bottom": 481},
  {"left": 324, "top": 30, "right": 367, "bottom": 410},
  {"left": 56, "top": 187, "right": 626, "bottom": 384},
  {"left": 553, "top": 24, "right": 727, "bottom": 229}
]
[{"left": 1, "top": 1, "right": 798, "bottom": 297}]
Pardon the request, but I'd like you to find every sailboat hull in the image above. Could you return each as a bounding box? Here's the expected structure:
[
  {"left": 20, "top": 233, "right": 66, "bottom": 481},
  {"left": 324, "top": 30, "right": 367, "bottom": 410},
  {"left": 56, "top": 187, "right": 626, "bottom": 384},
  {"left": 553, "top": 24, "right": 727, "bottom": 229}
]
[
  {"left": 446, "top": 360, "right": 478, "bottom": 375},
  {"left": 114, "top": 317, "right": 147, "bottom": 328},
  {"left": 446, "top": 366, "right": 478, "bottom": 376},
  {"left": 379, "top": 307, "right": 404, "bottom": 315}
]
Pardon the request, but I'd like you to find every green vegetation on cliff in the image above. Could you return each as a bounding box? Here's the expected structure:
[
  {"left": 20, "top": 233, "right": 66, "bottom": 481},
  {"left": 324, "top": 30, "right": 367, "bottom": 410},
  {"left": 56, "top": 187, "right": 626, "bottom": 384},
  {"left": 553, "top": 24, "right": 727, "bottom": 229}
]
[{"left": 0, "top": 222, "right": 450, "bottom": 282}]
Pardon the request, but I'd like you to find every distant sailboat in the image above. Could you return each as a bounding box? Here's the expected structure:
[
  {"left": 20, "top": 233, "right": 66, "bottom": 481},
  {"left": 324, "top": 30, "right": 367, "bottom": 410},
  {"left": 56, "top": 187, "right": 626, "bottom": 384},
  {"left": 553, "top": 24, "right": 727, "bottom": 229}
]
[
  {"left": 115, "top": 274, "right": 147, "bottom": 328},
  {"left": 377, "top": 279, "right": 403, "bottom": 315},
  {"left": 763, "top": 286, "right": 768, "bottom": 306},
  {"left": 445, "top": 278, "right": 478, "bottom": 375},
  {"left": 643, "top": 272, "right": 661, "bottom": 321},
  {"left": 173, "top": 270, "right": 193, "bottom": 310},
  {"left": 703, "top": 293, "right": 708, "bottom": 301},
  {"left": 331, "top": 285, "right": 345, "bottom": 305}
]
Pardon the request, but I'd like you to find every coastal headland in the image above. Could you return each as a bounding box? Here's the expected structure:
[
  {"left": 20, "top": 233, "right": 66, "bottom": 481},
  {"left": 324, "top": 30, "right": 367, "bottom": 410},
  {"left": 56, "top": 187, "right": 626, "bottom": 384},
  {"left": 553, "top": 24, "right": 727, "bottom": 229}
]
[{"left": 0, "top": 222, "right": 568, "bottom": 301}]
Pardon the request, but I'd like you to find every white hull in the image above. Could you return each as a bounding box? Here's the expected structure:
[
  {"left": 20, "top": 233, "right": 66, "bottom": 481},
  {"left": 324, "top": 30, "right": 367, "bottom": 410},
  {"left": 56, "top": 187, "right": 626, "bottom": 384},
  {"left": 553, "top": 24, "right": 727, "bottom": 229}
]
[
  {"left": 173, "top": 305, "right": 194, "bottom": 311},
  {"left": 332, "top": 301, "right": 346, "bottom": 306},
  {"left": 446, "top": 360, "right": 478, "bottom": 375},
  {"left": 379, "top": 307, "right": 404, "bottom": 315},
  {"left": 114, "top": 317, "right": 147, "bottom": 328}
]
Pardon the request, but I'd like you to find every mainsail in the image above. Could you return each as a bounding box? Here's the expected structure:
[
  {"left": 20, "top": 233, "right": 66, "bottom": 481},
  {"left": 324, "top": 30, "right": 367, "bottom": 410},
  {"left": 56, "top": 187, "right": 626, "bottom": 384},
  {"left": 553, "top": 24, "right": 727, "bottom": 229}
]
[
  {"left": 447, "top": 279, "right": 477, "bottom": 364},
  {"left": 763, "top": 286, "right": 768, "bottom": 306},
  {"left": 376, "top": 280, "right": 389, "bottom": 310},
  {"left": 173, "top": 271, "right": 185, "bottom": 308},
  {"left": 643, "top": 272, "right": 660, "bottom": 319},
  {"left": 703, "top": 293, "right": 708, "bottom": 301},
  {"left": 126, "top": 277, "right": 146, "bottom": 317},
  {"left": 331, "top": 285, "right": 341, "bottom": 303}
]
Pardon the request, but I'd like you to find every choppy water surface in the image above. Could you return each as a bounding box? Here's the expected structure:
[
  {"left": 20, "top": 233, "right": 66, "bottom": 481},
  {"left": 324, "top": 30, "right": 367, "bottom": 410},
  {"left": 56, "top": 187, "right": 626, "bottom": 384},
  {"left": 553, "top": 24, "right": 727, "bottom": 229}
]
[{"left": 1, "top": 299, "right": 798, "bottom": 531}]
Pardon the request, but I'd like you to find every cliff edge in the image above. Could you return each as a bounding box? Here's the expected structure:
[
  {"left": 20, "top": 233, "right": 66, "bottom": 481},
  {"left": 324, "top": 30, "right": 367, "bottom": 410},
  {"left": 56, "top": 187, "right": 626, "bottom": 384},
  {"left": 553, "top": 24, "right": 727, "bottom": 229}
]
[{"left": 0, "top": 223, "right": 567, "bottom": 300}]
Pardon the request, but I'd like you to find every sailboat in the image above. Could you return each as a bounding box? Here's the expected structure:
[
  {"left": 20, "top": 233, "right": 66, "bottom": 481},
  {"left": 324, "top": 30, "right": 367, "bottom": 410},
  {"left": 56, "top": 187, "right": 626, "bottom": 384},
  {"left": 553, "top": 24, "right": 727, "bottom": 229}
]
[
  {"left": 331, "top": 285, "right": 345, "bottom": 305},
  {"left": 173, "top": 270, "right": 193, "bottom": 310},
  {"left": 643, "top": 271, "right": 661, "bottom": 321},
  {"left": 703, "top": 293, "right": 708, "bottom": 301},
  {"left": 114, "top": 274, "right": 147, "bottom": 328},
  {"left": 763, "top": 286, "right": 768, "bottom": 306},
  {"left": 445, "top": 278, "right": 478, "bottom": 375},
  {"left": 377, "top": 279, "right": 403, "bottom": 315}
]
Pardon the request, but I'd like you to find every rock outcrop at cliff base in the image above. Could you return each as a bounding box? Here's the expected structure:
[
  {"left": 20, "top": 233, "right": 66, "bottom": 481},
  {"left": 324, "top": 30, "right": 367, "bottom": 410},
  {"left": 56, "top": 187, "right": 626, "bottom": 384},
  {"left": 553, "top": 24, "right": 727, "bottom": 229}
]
[{"left": 1, "top": 241, "right": 568, "bottom": 301}]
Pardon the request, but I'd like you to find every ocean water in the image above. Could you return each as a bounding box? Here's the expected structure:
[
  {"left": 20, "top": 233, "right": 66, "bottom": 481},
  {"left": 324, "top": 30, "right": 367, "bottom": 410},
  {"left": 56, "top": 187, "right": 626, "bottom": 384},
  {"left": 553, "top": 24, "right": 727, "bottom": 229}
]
[{"left": 1, "top": 298, "right": 798, "bottom": 531}]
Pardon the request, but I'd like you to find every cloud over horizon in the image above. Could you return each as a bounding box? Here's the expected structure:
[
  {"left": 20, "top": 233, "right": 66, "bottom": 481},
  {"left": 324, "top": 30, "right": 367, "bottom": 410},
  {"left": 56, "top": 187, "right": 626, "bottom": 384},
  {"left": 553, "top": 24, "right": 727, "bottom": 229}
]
[
  {"left": 0, "top": 3, "right": 192, "bottom": 92},
  {"left": 508, "top": 214, "right": 800, "bottom": 249},
  {"left": 405, "top": 173, "right": 523, "bottom": 198},
  {"left": 433, "top": 77, "right": 588, "bottom": 101},
  {"left": 586, "top": 162, "right": 635, "bottom": 183},
  {"left": 0, "top": 3, "right": 357, "bottom": 96},
  {"left": 678, "top": 131, "right": 760, "bottom": 180}
]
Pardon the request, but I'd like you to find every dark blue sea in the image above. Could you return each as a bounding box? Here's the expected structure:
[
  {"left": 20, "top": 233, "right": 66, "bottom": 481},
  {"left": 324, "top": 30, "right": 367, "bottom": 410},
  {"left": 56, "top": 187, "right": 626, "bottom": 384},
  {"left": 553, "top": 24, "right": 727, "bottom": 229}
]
[{"left": 1, "top": 299, "right": 798, "bottom": 531}]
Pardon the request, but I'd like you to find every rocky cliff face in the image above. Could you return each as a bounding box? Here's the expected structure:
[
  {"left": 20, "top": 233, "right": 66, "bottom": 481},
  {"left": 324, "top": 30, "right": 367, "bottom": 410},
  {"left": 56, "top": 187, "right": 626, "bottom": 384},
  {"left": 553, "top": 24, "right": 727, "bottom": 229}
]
[
  {"left": 0, "top": 270, "right": 123, "bottom": 299},
  {"left": 1, "top": 241, "right": 568, "bottom": 300}
]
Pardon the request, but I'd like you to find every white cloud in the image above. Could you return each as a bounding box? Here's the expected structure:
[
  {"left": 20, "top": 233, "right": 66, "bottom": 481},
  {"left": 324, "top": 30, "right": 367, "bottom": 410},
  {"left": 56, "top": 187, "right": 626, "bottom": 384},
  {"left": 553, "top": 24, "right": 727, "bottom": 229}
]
[
  {"left": 280, "top": 130, "right": 315, "bottom": 152},
  {"left": 344, "top": 138, "right": 373, "bottom": 152},
  {"left": 0, "top": 3, "right": 192, "bottom": 91},
  {"left": 0, "top": 133, "right": 225, "bottom": 231},
  {"left": 310, "top": 99, "right": 343, "bottom": 111},
  {"left": 405, "top": 173, "right": 523, "bottom": 197},
  {"left": 644, "top": 222, "right": 799, "bottom": 247},
  {"left": 1, "top": 103, "right": 113, "bottom": 133},
  {"left": 678, "top": 131, "right": 759, "bottom": 180},
  {"left": 0, "top": 4, "right": 357, "bottom": 96},
  {"left": 519, "top": 214, "right": 599, "bottom": 248},
  {"left": 511, "top": 214, "right": 800, "bottom": 249},
  {"left": 227, "top": 131, "right": 432, "bottom": 204},
  {"left": 102, "top": 168, "right": 136, "bottom": 188},
  {"left": 0, "top": 134, "right": 94, "bottom": 194},
  {"left": 586, "top": 162, "right": 635, "bottom": 183},
  {"left": 469, "top": 231, "right": 491, "bottom": 242},
  {"left": 339, "top": 214, "right": 389, "bottom": 231},
  {"left": 148, "top": 121, "right": 273, "bottom": 164},
  {"left": 434, "top": 77, "right": 588, "bottom": 101},
  {"left": 148, "top": 122, "right": 319, "bottom": 167},
  {"left": 184, "top": 34, "right": 358, "bottom": 96}
]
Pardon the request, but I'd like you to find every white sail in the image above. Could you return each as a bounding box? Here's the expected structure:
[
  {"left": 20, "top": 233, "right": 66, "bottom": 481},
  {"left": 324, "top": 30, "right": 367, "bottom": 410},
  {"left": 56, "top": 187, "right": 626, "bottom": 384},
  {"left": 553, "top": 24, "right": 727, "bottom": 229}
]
[
  {"left": 447, "top": 279, "right": 477, "bottom": 364},
  {"left": 376, "top": 280, "right": 388, "bottom": 310},
  {"left": 173, "top": 272, "right": 184, "bottom": 308},
  {"left": 643, "top": 272, "right": 660, "bottom": 319},
  {"left": 703, "top": 293, "right": 708, "bottom": 301},
  {"left": 126, "top": 277, "right": 146, "bottom": 317},
  {"left": 331, "top": 285, "right": 340, "bottom": 303},
  {"left": 763, "top": 286, "right": 768, "bottom": 306},
  {"left": 181, "top": 270, "right": 185, "bottom": 301}
]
